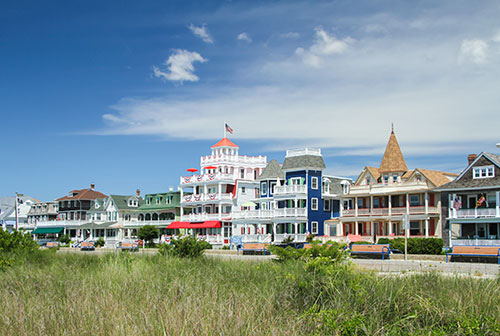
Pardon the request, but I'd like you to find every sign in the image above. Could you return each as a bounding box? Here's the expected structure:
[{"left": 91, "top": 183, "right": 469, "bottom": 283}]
[{"left": 402, "top": 215, "right": 410, "bottom": 230}]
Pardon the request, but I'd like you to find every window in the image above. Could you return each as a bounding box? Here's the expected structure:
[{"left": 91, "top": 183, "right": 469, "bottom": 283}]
[
  {"left": 383, "top": 175, "right": 389, "bottom": 184},
  {"left": 146, "top": 198, "right": 151, "bottom": 205},
  {"left": 240, "top": 169, "right": 245, "bottom": 178},
  {"left": 329, "top": 223, "right": 337, "bottom": 236},
  {"left": 270, "top": 181, "right": 276, "bottom": 195},
  {"left": 473, "top": 166, "right": 494, "bottom": 179},
  {"left": 241, "top": 187, "right": 246, "bottom": 194},
  {"left": 311, "top": 221, "right": 318, "bottom": 234},
  {"left": 311, "top": 198, "right": 318, "bottom": 210},
  {"left": 322, "top": 181, "right": 330, "bottom": 193},
  {"left": 311, "top": 177, "right": 318, "bottom": 189},
  {"left": 261, "top": 182, "right": 268, "bottom": 195},
  {"left": 96, "top": 214, "right": 101, "bottom": 220},
  {"left": 392, "top": 175, "right": 398, "bottom": 182},
  {"left": 324, "top": 199, "right": 331, "bottom": 211},
  {"left": 410, "top": 195, "right": 420, "bottom": 206},
  {"left": 343, "top": 199, "right": 352, "bottom": 210},
  {"left": 365, "top": 177, "right": 371, "bottom": 185},
  {"left": 358, "top": 198, "right": 364, "bottom": 208}
]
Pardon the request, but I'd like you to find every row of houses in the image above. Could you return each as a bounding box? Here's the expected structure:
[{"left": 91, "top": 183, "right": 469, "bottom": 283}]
[{"left": 5, "top": 130, "right": 500, "bottom": 248}]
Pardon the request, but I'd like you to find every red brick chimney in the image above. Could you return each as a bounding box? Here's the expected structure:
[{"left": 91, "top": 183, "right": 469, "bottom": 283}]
[
  {"left": 136, "top": 189, "right": 140, "bottom": 197},
  {"left": 467, "top": 154, "right": 477, "bottom": 165},
  {"left": 90, "top": 183, "right": 95, "bottom": 190}
]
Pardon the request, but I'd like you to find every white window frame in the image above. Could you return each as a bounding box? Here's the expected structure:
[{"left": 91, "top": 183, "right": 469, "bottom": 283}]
[
  {"left": 311, "top": 198, "right": 318, "bottom": 211},
  {"left": 241, "top": 187, "right": 246, "bottom": 194},
  {"left": 261, "top": 182, "right": 268, "bottom": 196},
  {"left": 311, "top": 221, "right": 318, "bottom": 234},
  {"left": 270, "top": 181, "right": 276, "bottom": 194},
  {"left": 473, "top": 166, "right": 495, "bottom": 179},
  {"left": 311, "top": 177, "right": 318, "bottom": 189}
]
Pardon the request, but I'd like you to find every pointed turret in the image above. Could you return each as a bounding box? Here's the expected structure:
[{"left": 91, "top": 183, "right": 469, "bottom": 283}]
[{"left": 379, "top": 130, "right": 408, "bottom": 173}]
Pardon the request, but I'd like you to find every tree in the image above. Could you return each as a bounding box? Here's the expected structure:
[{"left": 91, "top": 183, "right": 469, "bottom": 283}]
[{"left": 137, "top": 225, "right": 159, "bottom": 247}]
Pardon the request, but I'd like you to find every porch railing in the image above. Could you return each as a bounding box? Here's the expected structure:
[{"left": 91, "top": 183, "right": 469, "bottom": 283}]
[
  {"left": 274, "top": 185, "right": 307, "bottom": 195},
  {"left": 274, "top": 208, "right": 307, "bottom": 217}
]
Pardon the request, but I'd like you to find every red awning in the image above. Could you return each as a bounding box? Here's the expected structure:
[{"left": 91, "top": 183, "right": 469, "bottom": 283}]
[{"left": 167, "top": 221, "right": 222, "bottom": 229}]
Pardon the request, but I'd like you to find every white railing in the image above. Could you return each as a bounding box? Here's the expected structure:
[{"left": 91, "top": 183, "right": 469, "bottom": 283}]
[
  {"left": 34, "top": 220, "right": 88, "bottom": 227},
  {"left": 286, "top": 148, "right": 321, "bottom": 157},
  {"left": 342, "top": 209, "right": 355, "bottom": 216},
  {"left": 232, "top": 210, "right": 274, "bottom": 219},
  {"left": 198, "top": 235, "right": 224, "bottom": 244},
  {"left": 455, "top": 208, "right": 497, "bottom": 218},
  {"left": 274, "top": 233, "right": 307, "bottom": 243},
  {"left": 371, "top": 208, "right": 389, "bottom": 216},
  {"left": 358, "top": 209, "right": 371, "bottom": 215},
  {"left": 241, "top": 234, "right": 272, "bottom": 243},
  {"left": 452, "top": 238, "right": 500, "bottom": 246},
  {"left": 181, "top": 193, "right": 233, "bottom": 203},
  {"left": 127, "top": 220, "right": 174, "bottom": 227},
  {"left": 200, "top": 154, "right": 267, "bottom": 165},
  {"left": 180, "top": 173, "right": 234, "bottom": 185},
  {"left": 274, "top": 185, "right": 307, "bottom": 195},
  {"left": 274, "top": 208, "right": 307, "bottom": 217},
  {"left": 391, "top": 207, "right": 407, "bottom": 215},
  {"left": 181, "top": 213, "right": 231, "bottom": 222}
]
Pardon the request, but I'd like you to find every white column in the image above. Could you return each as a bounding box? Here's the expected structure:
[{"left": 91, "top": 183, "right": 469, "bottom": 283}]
[
  {"left": 370, "top": 221, "right": 374, "bottom": 239},
  {"left": 406, "top": 193, "right": 410, "bottom": 215},
  {"left": 370, "top": 195, "right": 374, "bottom": 215},
  {"left": 388, "top": 195, "right": 392, "bottom": 216},
  {"left": 425, "top": 219, "right": 429, "bottom": 237},
  {"left": 424, "top": 192, "right": 429, "bottom": 214},
  {"left": 180, "top": 188, "right": 184, "bottom": 218},
  {"left": 388, "top": 220, "right": 392, "bottom": 235},
  {"left": 354, "top": 197, "right": 358, "bottom": 216},
  {"left": 294, "top": 222, "right": 298, "bottom": 239},
  {"left": 355, "top": 221, "right": 359, "bottom": 235},
  {"left": 496, "top": 191, "right": 500, "bottom": 217},
  {"left": 218, "top": 182, "right": 222, "bottom": 198}
]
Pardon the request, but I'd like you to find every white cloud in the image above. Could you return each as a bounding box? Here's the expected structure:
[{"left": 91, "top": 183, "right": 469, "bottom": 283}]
[
  {"left": 459, "top": 39, "right": 489, "bottom": 64},
  {"left": 237, "top": 32, "right": 252, "bottom": 43},
  {"left": 153, "top": 49, "right": 207, "bottom": 82},
  {"left": 296, "top": 27, "right": 354, "bottom": 67},
  {"left": 188, "top": 24, "right": 214, "bottom": 44}
]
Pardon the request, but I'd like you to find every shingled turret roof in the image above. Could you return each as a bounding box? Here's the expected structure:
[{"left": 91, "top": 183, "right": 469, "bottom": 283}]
[
  {"left": 259, "top": 160, "right": 284, "bottom": 180},
  {"left": 379, "top": 131, "right": 408, "bottom": 173}
]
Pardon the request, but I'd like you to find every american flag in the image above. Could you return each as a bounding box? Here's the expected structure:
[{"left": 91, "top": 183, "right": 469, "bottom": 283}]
[
  {"left": 225, "top": 123, "right": 233, "bottom": 134},
  {"left": 453, "top": 197, "right": 462, "bottom": 210}
]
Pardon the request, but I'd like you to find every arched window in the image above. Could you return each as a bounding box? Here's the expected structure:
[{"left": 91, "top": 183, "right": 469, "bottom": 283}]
[
  {"left": 152, "top": 213, "right": 159, "bottom": 220},
  {"left": 138, "top": 214, "right": 144, "bottom": 221},
  {"left": 145, "top": 213, "right": 151, "bottom": 221}
]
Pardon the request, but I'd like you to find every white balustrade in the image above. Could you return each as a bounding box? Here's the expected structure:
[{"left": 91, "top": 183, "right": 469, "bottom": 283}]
[
  {"left": 274, "top": 185, "right": 307, "bottom": 195},
  {"left": 274, "top": 233, "right": 307, "bottom": 243},
  {"left": 180, "top": 173, "right": 234, "bottom": 185},
  {"left": 286, "top": 148, "right": 321, "bottom": 157},
  {"left": 274, "top": 208, "right": 307, "bottom": 217},
  {"left": 232, "top": 210, "right": 274, "bottom": 219},
  {"left": 456, "top": 208, "right": 497, "bottom": 218},
  {"left": 200, "top": 154, "right": 267, "bottom": 165},
  {"left": 181, "top": 213, "right": 231, "bottom": 222},
  {"left": 181, "top": 193, "right": 233, "bottom": 203}
]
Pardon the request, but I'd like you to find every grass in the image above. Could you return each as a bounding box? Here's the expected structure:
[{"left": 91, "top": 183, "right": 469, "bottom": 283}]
[{"left": 0, "top": 251, "right": 499, "bottom": 335}]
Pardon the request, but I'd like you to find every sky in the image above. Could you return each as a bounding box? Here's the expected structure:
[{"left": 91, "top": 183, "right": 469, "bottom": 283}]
[{"left": 1, "top": 0, "right": 500, "bottom": 201}]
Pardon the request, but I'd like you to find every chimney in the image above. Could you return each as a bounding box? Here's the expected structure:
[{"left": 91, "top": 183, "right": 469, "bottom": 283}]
[
  {"left": 136, "top": 189, "right": 140, "bottom": 197},
  {"left": 90, "top": 183, "right": 95, "bottom": 190},
  {"left": 467, "top": 154, "right": 477, "bottom": 165}
]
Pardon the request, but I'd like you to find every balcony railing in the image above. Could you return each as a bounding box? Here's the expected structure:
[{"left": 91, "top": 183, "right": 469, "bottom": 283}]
[
  {"left": 200, "top": 154, "right": 267, "bottom": 165},
  {"left": 181, "top": 193, "right": 233, "bottom": 203},
  {"left": 274, "top": 208, "right": 307, "bottom": 218},
  {"left": 232, "top": 210, "right": 275, "bottom": 219},
  {"left": 454, "top": 208, "right": 498, "bottom": 219},
  {"left": 180, "top": 173, "right": 234, "bottom": 185},
  {"left": 274, "top": 185, "right": 307, "bottom": 195},
  {"left": 341, "top": 206, "right": 441, "bottom": 217},
  {"left": 274, "top": 233, "right": 308, "bottom": 243},
  {"left": 286, "top": 148, "right": 321, "bottom": 157},
  {"left": 34, "top": 220, "right": 88, "bottom": 227},
  {"left": 181, "top": 213, "right": 231, "bottom": 222},
  {"left": 241, "top": 234, "right": 272, "bottom": 243}
]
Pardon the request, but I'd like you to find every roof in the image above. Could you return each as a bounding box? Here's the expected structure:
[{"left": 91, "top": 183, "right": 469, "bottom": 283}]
[
  {"left": 413, "top": 169, "right": 458, "bottom": 187},
  {"left": 354, "top": 166, "right": 380, "bottom": 185},
  {"left": 56, "top": 188, "right": 108, "bottom": 201},
  {"left": 485, "top": 152, "right": 500, "bottom": 166},
  {"left": 109, "top": 195, "right": 143, "bottom": 211},
  {"left": 323, "top": 176, "right": 347, "bottom": 194},
  {"left": 259, "top": 160, "right": 284, "bottom": 180},
  {"left": 379, "top": 131, "right": 408, "bottom": 173},
  {"left": 211, "top": 137, "right": 239, "bottom": 148},
  {"left": 282, "top": 155, "right": 326, "bottom": 170}
]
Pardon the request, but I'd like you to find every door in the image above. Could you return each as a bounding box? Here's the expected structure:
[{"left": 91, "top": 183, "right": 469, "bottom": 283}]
[
  {"left": 468, "top": 196, "right": 476, "bottom": 209},
  {"left": 477, "top": 223, "right": 487, "bottom": 238},
  {"left": 358, "top": 222, "right": 363, "bottom": 235}
]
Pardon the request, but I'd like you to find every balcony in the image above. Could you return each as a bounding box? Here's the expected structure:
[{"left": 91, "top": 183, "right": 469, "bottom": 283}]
[
  {"left": 200, "top": 154, "right": 266, "bottom": 166},
  {"left": 274, "top": 233, "right": 307, "bottom": 243},
  {"left": 274, "top": 185, "right": 307, "bottom": 195},
  {"left": 274, "top": 208, "right": 307, "bottom": 218},
  {"left": 34, "top": 220, "right": 88, "bottom": 227},
  {"left": 180, "top": 173, "right": 234, "bottom": 185},
  {"left": 240, "top": 234, "right": 272, "bottom": 243},
  {"left": 232, "top": 210, "right": 274, "bottom": 219},
  {"left": 453, "top": 208, "right": 498, "bottom": 219},
  {"left": 286, "top": 148, "right": 321, "bottom": 157},
  {"left": 181, "top": 193, "right": 233, "bottom": 204},
  {"left": 181, "top": 213, "right": 231, "bottom": 222},
  {"left": 341, "top": 206, "right": 441, "bottom": 217}
]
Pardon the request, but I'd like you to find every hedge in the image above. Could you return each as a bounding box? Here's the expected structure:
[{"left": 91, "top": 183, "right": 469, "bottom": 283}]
[{"left": 377, "top": 237, "right": 444, "bottom": 255}]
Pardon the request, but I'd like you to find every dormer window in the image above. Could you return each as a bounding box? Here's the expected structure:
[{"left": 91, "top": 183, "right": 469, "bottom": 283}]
[
  {"left": 383, "top": 175, "right": 389, "bottom": 184},
  {"left": 365, "top": 177, "right": 370, "bottom": 185},
  {"left": 415, "top": 175, "right": 422, "bottom": 182},
  {"left": 392, "top": 175, "right": 398, "bottom": 183},
  {"left": 473, "top": 166, "right": 494, "bottom": 179}
]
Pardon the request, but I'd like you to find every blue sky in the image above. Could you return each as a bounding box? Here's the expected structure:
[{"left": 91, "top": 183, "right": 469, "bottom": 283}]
[{"left": 1, "top": 0, "right": 500, "bottom": 201}]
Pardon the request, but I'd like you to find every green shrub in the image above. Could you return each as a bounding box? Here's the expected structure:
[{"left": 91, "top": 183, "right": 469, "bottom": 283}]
[
  {"left": 270, "top": 242, "right": 348, "bottom": 263},
  {"left": 137, "top": 225, "right": 159, "bottom": 247},
  {"left": 282, "top": 236, "right": 295, "bottom": 244},
  {"left": 351, "top": 241, "right": 372, "bottom": 245},
  {"left": 158, "top": 236, "right": 211, "bottom": 258},
  {"left": 306, "top": 234, "right": 315, "bottom": 243},
  {"left": 377, "top": 237, "right": 443, "bottom": 255},
  {"left": 58, "top": 234, "right": 71, "bottom": 244},
  {"left": 0, "top": 229, "right": 39, "bottom": 254},
  {"left": 221, "top": 246, "right": 230, "bottom": 250},
  {"left": 95, "top": 237, "right": 105, "bottom": 247}
]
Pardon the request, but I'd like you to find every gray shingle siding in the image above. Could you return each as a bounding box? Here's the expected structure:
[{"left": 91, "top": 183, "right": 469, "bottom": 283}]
[{"left": 438, "top": 154, "right": 500, "bottom": 190}]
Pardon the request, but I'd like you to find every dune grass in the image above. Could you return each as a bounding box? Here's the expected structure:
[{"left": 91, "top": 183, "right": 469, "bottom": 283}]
[{"left": 0, "top": 251, "right": 498, "bottom": 335}]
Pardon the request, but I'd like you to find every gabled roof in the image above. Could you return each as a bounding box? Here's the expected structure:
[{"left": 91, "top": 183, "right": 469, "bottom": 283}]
[
  {"left": 56, "top": 188, "right": 108, "bottom": 201},
  {"left": 282, "top": 155, "right": 326, "bottom": 170},
  {"left": 211, "top": 137, "right": 239, "bottom": 148},
  {"left": 410, "top": 169, "right": 458, "bottom": 187},
  {"left": 323, "top": 176, "right": 349, "bottom": 194},
  {"left": 109, "top": 195, "right": 143, "bottom": 211},
  {"left": 259, "top": 160, "right": 284, "bottom": 180},
  {"left": 354, "top": 166, "right": 380, "bottom": 185},
  {"left": 379, "top": 131, "right": 408, "bottom": 173}
]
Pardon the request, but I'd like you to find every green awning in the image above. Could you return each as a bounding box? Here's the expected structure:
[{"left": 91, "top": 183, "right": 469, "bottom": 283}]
[{"left": 32, "top": 227, "right": 64, "bottom": 234}]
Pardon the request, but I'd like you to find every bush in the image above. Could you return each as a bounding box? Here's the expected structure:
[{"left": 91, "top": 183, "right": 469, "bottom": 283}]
[
  {"left": 306, "top": 234, "right": 315, "bottom": 243},
  {"left": 377, "top": 237, "right": 443, "bottom": 255},
  {"left": 0, "top": 229, "right": 39, "bottom": 254},
  {"left": 95, "top": 237, "right": 105, "bottom": 248},
  {"left": 270, "top": 242, "right": 348, "bottom": 263},
  {"left": 351, "top": 241, "right": 372, "bottom": 245},
  {"left": 158, "top": 236, "right": 211, "bottom": 258},
  {"left": 58, "top": 234, "right": 71, "bottom": 244},
  {"left": 137, "top": 225, "right": 159, "bottom": 247}
]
